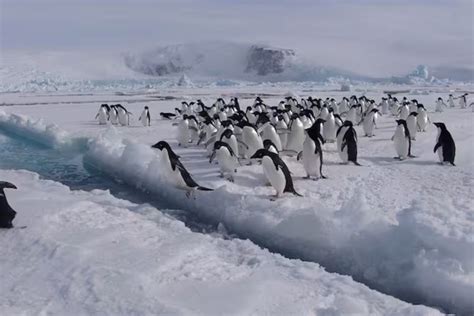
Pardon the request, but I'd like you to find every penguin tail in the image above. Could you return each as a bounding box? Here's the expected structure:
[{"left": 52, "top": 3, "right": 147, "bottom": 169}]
[
  {"left": 293, "top": 190, "right": 303, "bottom": 197},
  {"left": 197, "top": 186, "right": 213, "bottom": 191},
  {"left": 352, "top": 161, "right": 362, "bottom": 166},
  {"left": 450, "top": 162, "right": 456, "bottom": 166},
  {"left": 321, "top": 175, "right": 327, "bottom": 179}
]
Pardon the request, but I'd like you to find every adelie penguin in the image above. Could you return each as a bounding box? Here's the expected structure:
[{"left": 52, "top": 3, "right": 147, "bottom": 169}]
[
  {"left": 139, "top": 106, "right": 151, "bottom": 127},
  {"left": 151, "top": 141, "right": 213, "bottom": 197},
  {"left": 337, "top": 121, "right": 361, "bottom": 166},
  {"left": 392, "top": 119, "right": 415, "bottom": 160},
  {"left": 297, "top": 123, "right": 327, "bottom": 180},
  {"left": 0, "top": 181, "right": 17, "bottom": 229},
  {"left": 250, "top": 149, "right": 302, "bottom": 199},
  {"left": 209, "top": 141, "right": 239, "bottom": 182},
  {"left": 433, "top": 122, "right": 456, "bottom": 166}
]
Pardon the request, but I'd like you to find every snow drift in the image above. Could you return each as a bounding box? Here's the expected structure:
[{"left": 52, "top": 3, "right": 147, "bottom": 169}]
[
  {"left": 84, "top": 127, "right": 473, "bottom": 315},
  {"left": 0, "top": 169, "right": 440, "bottom": 315}
]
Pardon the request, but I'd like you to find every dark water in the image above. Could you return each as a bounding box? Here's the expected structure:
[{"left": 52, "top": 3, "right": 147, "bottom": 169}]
[{"left": 0, "top": 132, "right": 217, "bottom": 233}]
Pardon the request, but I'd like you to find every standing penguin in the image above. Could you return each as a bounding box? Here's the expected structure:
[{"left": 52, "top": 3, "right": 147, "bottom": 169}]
[
  {"left": 220, "top": 128, "right": 239, "bottom": 157},
  {"left": 298, "top": 124, "right": 326, "bottom": 180},
  {"left": 0, "top": 181, "right": 17, "bottom": 228},
  {"left": 392, "top": 119, "right": 415, "bottom": 160},
  {"left": 406, "top": 112, "right": 418, "bottom": 140},
  {"left": 362, "top": 108, "right": 380, "bottom": 137},
  {"left": 95, "top": 104, "right": 109, "bottom": 125},
  {"left": 177, "top": 114, "right": 191, "bottom": 147},
  {"left": 210, "top": 141, "right": 239, "bottom": 182},
  {"left": 322, "top": 110, "right": 337, "bottom": 143},
  {"left": 139, "top": 106, "right": 151, "bottom": 127},
  {"left": 109, "top": 105, "right": 119, "bottom": 125},
  {"left": 286, "top": 114, "right": 305, "bottom": 152},
  {"left": 263, "top": 139, "right": 280, "bottom": 154},
  {"left": 151, "top": 141, "right": 213, "bottom": 196},
  {"left": 116, "top": 104, "right": 131, "bottom": 126},
  {"left": 399, "top": 102, "right": 410, "bottom": 120},
  {"left": 435, "top": 97, "right": 447, "bottom": 112},
  {"left": 416, "top": 104, "right": 430, "bottom": 132},
  {"left": 448, "top": 94, "right": 456, "bottom": 108},
  {"left": 433, "top": 122, "right": 456, "bottom": 166},
  {"left": 240, "top": 121, "right": 264, "bottom": 160},
  {"left": 250, "top": 149, "right": 302, "bottom": 198},
  {"left": 338, "top": 121, "right": 361, "bottom": 166}
]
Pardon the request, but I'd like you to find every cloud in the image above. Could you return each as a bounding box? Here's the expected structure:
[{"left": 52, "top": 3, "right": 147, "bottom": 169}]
[{"left": 1, "top": 0, "right": 472, "bottom": 77}]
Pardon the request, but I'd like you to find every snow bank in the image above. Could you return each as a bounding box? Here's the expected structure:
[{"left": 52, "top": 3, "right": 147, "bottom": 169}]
[
  {"left": 84, "top": 128, "right": 473, "bottom": 314},
  {"left": 0, "top": 110, "right": 85, "bottom": 150},
  {"left": 0, "top": 169, "right": 439, "bottom": 315}
]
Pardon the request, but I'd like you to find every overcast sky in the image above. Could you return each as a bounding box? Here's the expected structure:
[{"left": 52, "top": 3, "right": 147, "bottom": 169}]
[{"left": 1, "top": 0, "right": 472, "bottom": 77}]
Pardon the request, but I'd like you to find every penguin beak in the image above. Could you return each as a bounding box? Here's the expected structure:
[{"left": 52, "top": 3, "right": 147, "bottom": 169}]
[{"left": 0, "top": 181, "right": 17, "bottom": 189}]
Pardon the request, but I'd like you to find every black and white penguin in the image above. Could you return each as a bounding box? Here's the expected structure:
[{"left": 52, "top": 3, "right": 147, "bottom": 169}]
[
  {"left": 210, "top": 141, "right": 239, "bottom": 181},
  {"left": 416, "top": 104, "right": 429, "bottom": 132},
  {"left": 109, "top": 105, "right": 119, "bottom": 125},
  {"left": 406, "top": 112, "right": 418, "bottom": 140},
  {"left": 95, "top": 104, "right": 109, "bottom": 125},
  {"left": 151, "top": 141, "right": 213, "bottom": 195},
  {"left": 298, "top": 123, "right": 326, "bottom": 180},
  {"left": 220, "top": 128, "right": 239, "bottom": 157},
  {"left": 362, "top": 108, "right": 380, "bottom": 137},
  {"left": 0, "top": 181, "right": 17, "bottom": 229},
  {"left": 322, "top": 110, "right": 337, "bottom": 142},
  {"left": 160, "top": 112, "right": 177, "bottom": 120},
  {"left": 392, "top": 119, "right": 415, "bottom": 160},
  {"left": 250, "top": 149, "right": 302, "bottom": 198},
  {"left": 116, "top": 104, "right": 131, "bottom": 126},
  {"left": 286, "top": 114, "right": 305, "bottom": 152},
  {"left": 433, "top": 122, "right": 456, "bottom": 166},
  {"left": 139, "top": 106, "right": 151, "bottom": 127},
  {"left": 263, "top": 139, "right": 279, "bottom": 154},
  {"left": 337, "top": 121, "right": 361, "bottom": 165}
]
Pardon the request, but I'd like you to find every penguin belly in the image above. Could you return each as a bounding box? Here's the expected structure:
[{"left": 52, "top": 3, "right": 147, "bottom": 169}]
[
  {"left": 216, "top": 148, "right": 237, "bottom": 174},
  {"left": 243, "top": 128, "right": 263, "bottom": 158},
  {"left": 286, "top": 121, "right": 304, "bottom": 152},
  {"left": 399, "top": 107, "right": 409, "bottom": 120},
  {"left": 177, "top": 121, "right": 190, "bottom": 146},
  {"left": 118, "top": 109, "right": 128, "bottom": 126},
  {"left": 109, "top": 111, "right": 118, "bottom": 125},
  {"left": 161, "top": 151, "right": 188, "bottom": 190},
  {"left": 417, "top": 112, "right": 428, "bottom": 131},
  {"left": 362, "top": 116, "right": 375, "bottom": 137},
  {"left": 437, "top": 147, "right": 444, "bottom": 163},
  {"left": 262, "top": 156, "right": 286, "bottom": 196},
  {"left": 302, "top": 137, "right": 321, "bottom": 177},
  {"left": 393, "top": 129, "right": 409, "bottom": 159},
  {"left": 262, "top": 125, "right": 282, "bottom": 151},
  {"left": 98, "top": 109, "right": 108, "bottom": 125},
  {"left": 337, "top": 127, "right": 348, "bottom": 162},
  {"left": 347, "top": 109, "right": 357, "bottom": 124},
  {"left": 222, "top": 136, "right": 239, "bottom": 157},
  {"left": 323, "top": 119, "right": 336, "bottom": 142}
]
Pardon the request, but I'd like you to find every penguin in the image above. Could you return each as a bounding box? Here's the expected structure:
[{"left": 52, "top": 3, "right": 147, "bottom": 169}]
[
  {"left": 177, "top": 114, "right": 190, "bottom": 147},
  {"left": 448, "top": 94, "right": 456, "bottom": 108},
  {"left": 257, "top": 115, "right": 283, "bottom": 152},
  {"left": 286, "top": 114, "right": 305, "bottom": 152},
  {"left": 116, "top": 104, "right": 131, "bottom": 126},
  {"left": 139, "top": 106, "right": 151, "bottom": 127},
  {"left": 390, "top": 99, "right": 400, "bottom": 116},
  {"left": 459, "top": 93, "right": 468, "bottom": 109},
  {"left": 0, "top": 181, "right": 17, "bottom": 229},
  {"left": 275, "top": 115, "right": 289, "bottom": 149},
  {"left": 240, "top": 121, "right": 263, "bottom": 160},
  {"left": 380, "top": 98, "right": 389, "bottom": 115},
  {"left": 399, "top": 102, "right": 410, "bottom": 120},
  {"left": 250, "top": 149, "right": 302, "bottom": 198},
  {"left": 406, "top": 112, "right": 418, "bottom": 140},
  {"left": 416, "top": 104, "right": 429, "bottom": 132},
  {"left": 392, "top": 119, "right": 415, "bottom": 160},
  {"left": 151, "top": 141, "right": 213, "bottom": 195},
  {"left": 346, "top": 105, "right": 359, "bottom": 125},
  {"left": 109, "top": 105, "right": 119, "bottom": 125},
  {"left": 362, "top": 108, "right": 379, "bottom": 137},
  {"left": 337, "top": 121, "right": 361, "bottom": 165},
  {"left": 187, "top": 115, "right": 200, "bottom": 143},
  {"left": 435, "top": 97, "right": 447, "bottom": 112},
  {"left": 209, "top": 141, "right": 239, "bottom": 182},
  {"left": 95, "top": 104, "right": 109, "bottom": 125},
  {"left": 433, "top": 122, "right": 456, "bottom": 166},
  {"left": 322, "top": 110, "right": 337, "bottom": 142},
  {"left": 334, "top": 114, "right": 344, "bottom": 127},
  {"left": 298, "top": 123, "right": 326, "bottom": 180},
  {"left": 219, "top": 128, "right": 239, "bottom": 157},
  {"left": 160, "top": 112, "right": 177, "bottom": 120}
]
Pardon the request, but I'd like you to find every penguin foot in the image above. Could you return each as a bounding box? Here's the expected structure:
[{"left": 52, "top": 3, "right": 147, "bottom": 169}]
[
  {"left": 303, "top": 175, "right": 311, "bottom": 180},
  {"left": 227, "top": 176, "right": 234, "bottom": 183}
]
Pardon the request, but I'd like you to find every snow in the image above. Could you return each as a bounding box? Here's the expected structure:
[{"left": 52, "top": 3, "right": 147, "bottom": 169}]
[
  {"left": 0, "top": 86, "right": 473, "bottom": 314},
  {"left": 0, "top": 169, "right": 439, "bottom": 315}
]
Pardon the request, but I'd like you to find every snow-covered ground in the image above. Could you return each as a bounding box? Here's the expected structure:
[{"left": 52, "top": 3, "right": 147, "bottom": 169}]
[
  {"left": 0, "top": 169, "right": 440, "bottom": 315},
  {"left": 0, "top": 85, "right": 473, "bottom": 314}
]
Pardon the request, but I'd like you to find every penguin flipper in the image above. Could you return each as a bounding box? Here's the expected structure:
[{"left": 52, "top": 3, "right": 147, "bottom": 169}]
[
  {"left": 197, "top": 186, "right": 213, "bottom": 191},
  {"left": 433, "top": 142, "right": 441, "bottom": 153}
]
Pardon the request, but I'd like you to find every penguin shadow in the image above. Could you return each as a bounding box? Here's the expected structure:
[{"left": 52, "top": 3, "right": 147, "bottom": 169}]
[
  {"left": 234, "top": 170, "right": 267, "bottom": 187},
  {"left": 368, "top": 138, "right": 392, "bottom": 142},
  {"left": 361, "top": 156, "right": 437, "bottom": 166}
]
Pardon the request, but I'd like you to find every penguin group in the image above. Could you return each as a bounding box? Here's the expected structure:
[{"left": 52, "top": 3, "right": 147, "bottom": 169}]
[
  {"left": 146, "top": 93, "right": 463, "bottom": 199},
  {"left": 95, "top": 104, "right": 151, "bottom": 127}
]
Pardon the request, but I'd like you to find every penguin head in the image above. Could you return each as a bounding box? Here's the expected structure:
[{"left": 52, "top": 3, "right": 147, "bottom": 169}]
[
  {"left": 433, "top": 122, "right": 447, "bottom": 130},
  {"left": 151, "top": 141, "right": 170, "bottom": 151},
  {"left": 438, "top": 97, "right": 443, "bottom": 101},
  {"left": 144, "top": 106, "right": 149, "bottom": 110},
  {"left": 409, "top": 112, "right": 418, "bottom": 117},
  {"left": 343, "top": 120, "right": 353, "bottom": 127},
  {"left": 370, "top": 108, "right": 380, "bottom": 113},
  {"left": 256, "top": 113, "right": 270, "bottom": 126},
  {"left": 250, "top": 148, "right": 270, "bottom": 159},
  {"left": 0, "top": 181, "right": 17, "bottom": 190},
  {"left": 263, "top": 139, "right": 277, "bottom": 151},
  {"left": 395, "top": 119, "right": 407, "bottom": 126},
  {"left": 417, "top": 104, "right": 426, "bottom": 110},
  {"left": 221, "top": 128, "right": 234, "bottom": 139}
]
